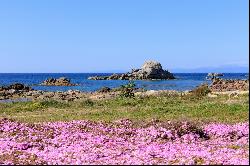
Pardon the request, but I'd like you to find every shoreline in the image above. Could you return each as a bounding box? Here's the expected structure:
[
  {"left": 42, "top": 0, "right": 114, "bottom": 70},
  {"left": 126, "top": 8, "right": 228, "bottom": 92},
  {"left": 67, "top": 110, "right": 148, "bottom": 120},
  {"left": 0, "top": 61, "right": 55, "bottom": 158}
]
[
  {"left": 0, "top": 88, "right": 249, "bottom": 103},
  {"left": 1, "top": 77, "right": 249, "bottom": 102}
]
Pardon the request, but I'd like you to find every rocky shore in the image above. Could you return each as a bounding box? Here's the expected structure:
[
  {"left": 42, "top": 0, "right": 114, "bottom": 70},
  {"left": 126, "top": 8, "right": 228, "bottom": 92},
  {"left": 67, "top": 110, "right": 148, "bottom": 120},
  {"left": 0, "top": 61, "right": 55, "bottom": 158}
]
[
  {"left": 88, "top": 61, "right": 175, "bottom": 80},
  {"left": 0, "top": 87, "right": 85, "bottom": 101},
  {"left": 0, "top": 77, "right": 249, "bottom": 102},
  {"left": 0, "top": 83, "right": 32, "bottom": 100},
  {"left": 0, "top": 83, "right": 187, "bottom": 102},
  {"left": 210, "top": 78, "right": 249, "bottom": 92},
  {"left": 0, "top": 83, "right": 32, "bottom": 92}
]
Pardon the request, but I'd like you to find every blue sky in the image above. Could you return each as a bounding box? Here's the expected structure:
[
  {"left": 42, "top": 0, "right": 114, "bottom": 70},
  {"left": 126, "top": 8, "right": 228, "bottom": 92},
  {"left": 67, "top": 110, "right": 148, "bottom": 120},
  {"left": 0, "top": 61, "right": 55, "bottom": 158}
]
[{"left": 0, "top": 0, "right": 249, "bottom": 73}]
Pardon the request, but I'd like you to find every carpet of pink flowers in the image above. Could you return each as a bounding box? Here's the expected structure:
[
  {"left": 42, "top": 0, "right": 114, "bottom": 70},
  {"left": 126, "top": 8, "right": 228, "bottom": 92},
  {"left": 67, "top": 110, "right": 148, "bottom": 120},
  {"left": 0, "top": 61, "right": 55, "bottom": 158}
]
[{"left": 0, "top": 118, "right": 249, "bottom": 165}]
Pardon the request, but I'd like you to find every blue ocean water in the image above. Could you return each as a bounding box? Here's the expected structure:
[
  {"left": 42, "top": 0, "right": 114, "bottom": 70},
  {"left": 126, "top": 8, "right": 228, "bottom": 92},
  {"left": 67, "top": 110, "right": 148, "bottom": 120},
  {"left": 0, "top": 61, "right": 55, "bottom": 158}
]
[{"left": 0, "top": 73, "right": 248, "bottom": 92}]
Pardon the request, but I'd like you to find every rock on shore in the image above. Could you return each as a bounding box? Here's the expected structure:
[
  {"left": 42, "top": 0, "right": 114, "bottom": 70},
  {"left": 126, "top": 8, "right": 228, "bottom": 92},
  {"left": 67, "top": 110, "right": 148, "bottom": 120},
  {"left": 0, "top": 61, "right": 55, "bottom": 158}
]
[
  {"left": 88, "top": 61, "right": 175, "bottom": 80},
  {"left": 210, "top": 78, "right": 249, "bottom": 92},
  {"left": 0, "top": 83, "right": 32, "bottom": 91},
  {"left": 41, "top": 77, "right": 76, "bottom": 86},
  {"left": 0, "top": 83, "right": 33, "bottom": 100}
]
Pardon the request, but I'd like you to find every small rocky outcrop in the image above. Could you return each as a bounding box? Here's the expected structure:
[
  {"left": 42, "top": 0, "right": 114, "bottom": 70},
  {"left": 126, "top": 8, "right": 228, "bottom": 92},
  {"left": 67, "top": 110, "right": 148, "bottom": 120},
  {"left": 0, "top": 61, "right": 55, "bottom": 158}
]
[
  {"left": 206, "top": 73, "right": 224, "bottom": 80},
  {"left": 88, "top": 61, "right": 175, "bottom": 80},
  {"left": 210, "top": 78, "right": 249, "bottom": 92},
  {"left": 41, "top": 77, "right": 76, "bottom": 86},
  {"left": 207, "top": 73, "right": 224, "bottom": 77}
]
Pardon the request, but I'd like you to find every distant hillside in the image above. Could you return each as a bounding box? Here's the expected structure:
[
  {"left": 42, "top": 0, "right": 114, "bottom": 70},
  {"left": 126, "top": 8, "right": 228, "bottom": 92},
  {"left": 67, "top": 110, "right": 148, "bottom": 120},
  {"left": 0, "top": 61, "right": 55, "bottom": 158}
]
[{"left": 172, "top": 65, "right": 249, "bottom": 73}]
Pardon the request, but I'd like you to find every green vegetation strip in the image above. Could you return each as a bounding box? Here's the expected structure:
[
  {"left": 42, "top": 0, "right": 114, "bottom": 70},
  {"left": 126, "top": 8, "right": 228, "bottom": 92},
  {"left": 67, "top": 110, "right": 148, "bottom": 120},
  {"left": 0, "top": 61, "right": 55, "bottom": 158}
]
[{"left": 0, "top": 94, "right": 248, "bottom": 124}]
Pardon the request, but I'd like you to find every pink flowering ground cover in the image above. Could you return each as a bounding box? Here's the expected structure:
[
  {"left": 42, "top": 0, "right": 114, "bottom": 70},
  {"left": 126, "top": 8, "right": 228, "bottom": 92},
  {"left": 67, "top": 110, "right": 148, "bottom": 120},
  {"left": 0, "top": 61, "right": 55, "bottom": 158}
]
[{"left": 0, "top": 118, "right": 249, "bottom": 165}]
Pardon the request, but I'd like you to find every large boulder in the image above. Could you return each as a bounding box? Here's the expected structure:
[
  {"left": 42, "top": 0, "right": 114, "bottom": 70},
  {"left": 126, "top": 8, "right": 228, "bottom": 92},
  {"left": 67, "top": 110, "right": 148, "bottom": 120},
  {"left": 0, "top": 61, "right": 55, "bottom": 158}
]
[
  {"left": 142, "top": 61, "right": 162, "bottom": 70},
  {"left": 88, "top": 61, "right": 175, "bottom": 80},
  {"left": 138, "top": 61, "right": 175, "bottom": 80}
]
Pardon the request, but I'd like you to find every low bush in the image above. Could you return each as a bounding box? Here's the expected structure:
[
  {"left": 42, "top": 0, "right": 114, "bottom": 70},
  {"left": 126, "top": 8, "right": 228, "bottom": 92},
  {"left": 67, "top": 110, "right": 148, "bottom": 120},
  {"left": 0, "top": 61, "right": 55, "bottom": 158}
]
[
  {"left": 81, "top": 99, "right": 95, "bottom": 107},
  {"left": 20, "top": 102, "right": 45, "bottom": 112},
  {"left": 190, "top": 84, "right": 211, "bottom": 98},
  {"left": 119, "top": 81, "right": 136, "bottom": 98},
  {"left": 40, "top": 100, "right": 70, "bottom": 108}
]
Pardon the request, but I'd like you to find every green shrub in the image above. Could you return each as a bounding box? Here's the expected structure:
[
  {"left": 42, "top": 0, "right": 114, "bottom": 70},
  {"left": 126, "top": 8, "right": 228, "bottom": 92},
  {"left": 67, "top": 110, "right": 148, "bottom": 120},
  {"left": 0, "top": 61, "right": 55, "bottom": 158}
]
[
  {"left": 119, "top": 81, "right": 136, "bottom": 98},
  {"left": 21, "top": 102, "right": 46, "bottom": 112},
  {"left": 81, "top": 99, "right": 95, "bottom": 107},
  {"left": 40, "top": 100, "right": 70, "bottom": 108}
]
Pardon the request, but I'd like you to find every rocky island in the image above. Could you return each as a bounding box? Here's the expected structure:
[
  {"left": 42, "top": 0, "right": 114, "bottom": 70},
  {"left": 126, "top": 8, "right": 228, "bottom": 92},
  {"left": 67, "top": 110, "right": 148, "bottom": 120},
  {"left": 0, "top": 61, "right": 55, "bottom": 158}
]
[
  {"left": 41, "top": 77, "right": 77, "bottom": 86},
  {"left": 88, "top": 61, "right": 175, "bottom": 80}
]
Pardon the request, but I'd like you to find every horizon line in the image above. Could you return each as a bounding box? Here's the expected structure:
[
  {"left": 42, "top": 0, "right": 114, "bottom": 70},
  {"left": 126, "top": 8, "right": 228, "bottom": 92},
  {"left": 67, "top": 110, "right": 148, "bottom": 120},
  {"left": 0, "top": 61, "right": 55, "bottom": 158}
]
[{"left": 0, "top": 72, "right": 248, "bottom": 74}]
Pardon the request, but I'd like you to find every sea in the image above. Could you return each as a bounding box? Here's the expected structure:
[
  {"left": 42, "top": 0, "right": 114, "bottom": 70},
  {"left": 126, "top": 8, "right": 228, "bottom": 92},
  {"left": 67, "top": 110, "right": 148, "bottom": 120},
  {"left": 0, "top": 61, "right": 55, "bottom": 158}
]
[{"left": 0, "top": 73, "right": 248, "bottom": 92}]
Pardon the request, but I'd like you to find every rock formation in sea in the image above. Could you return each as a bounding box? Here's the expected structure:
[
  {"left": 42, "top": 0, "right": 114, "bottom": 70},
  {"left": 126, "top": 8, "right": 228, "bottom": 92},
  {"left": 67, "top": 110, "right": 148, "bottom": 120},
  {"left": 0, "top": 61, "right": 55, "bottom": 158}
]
[
  {"left": 41, "top": 77, "right": 76, "bottom": 86},
  {"left": 206, "top": 73, "right": 224, "bottom": 80},
  {"left": 88, "top": 61, "right": 175, "bottom": 80}
]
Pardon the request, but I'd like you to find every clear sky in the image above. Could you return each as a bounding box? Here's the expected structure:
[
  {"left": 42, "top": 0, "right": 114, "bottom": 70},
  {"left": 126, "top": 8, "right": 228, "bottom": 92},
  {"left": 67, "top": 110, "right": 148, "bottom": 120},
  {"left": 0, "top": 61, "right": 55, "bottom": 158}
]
[{"left": 0, "top": 0, "right": 249, "bottom": 73}]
